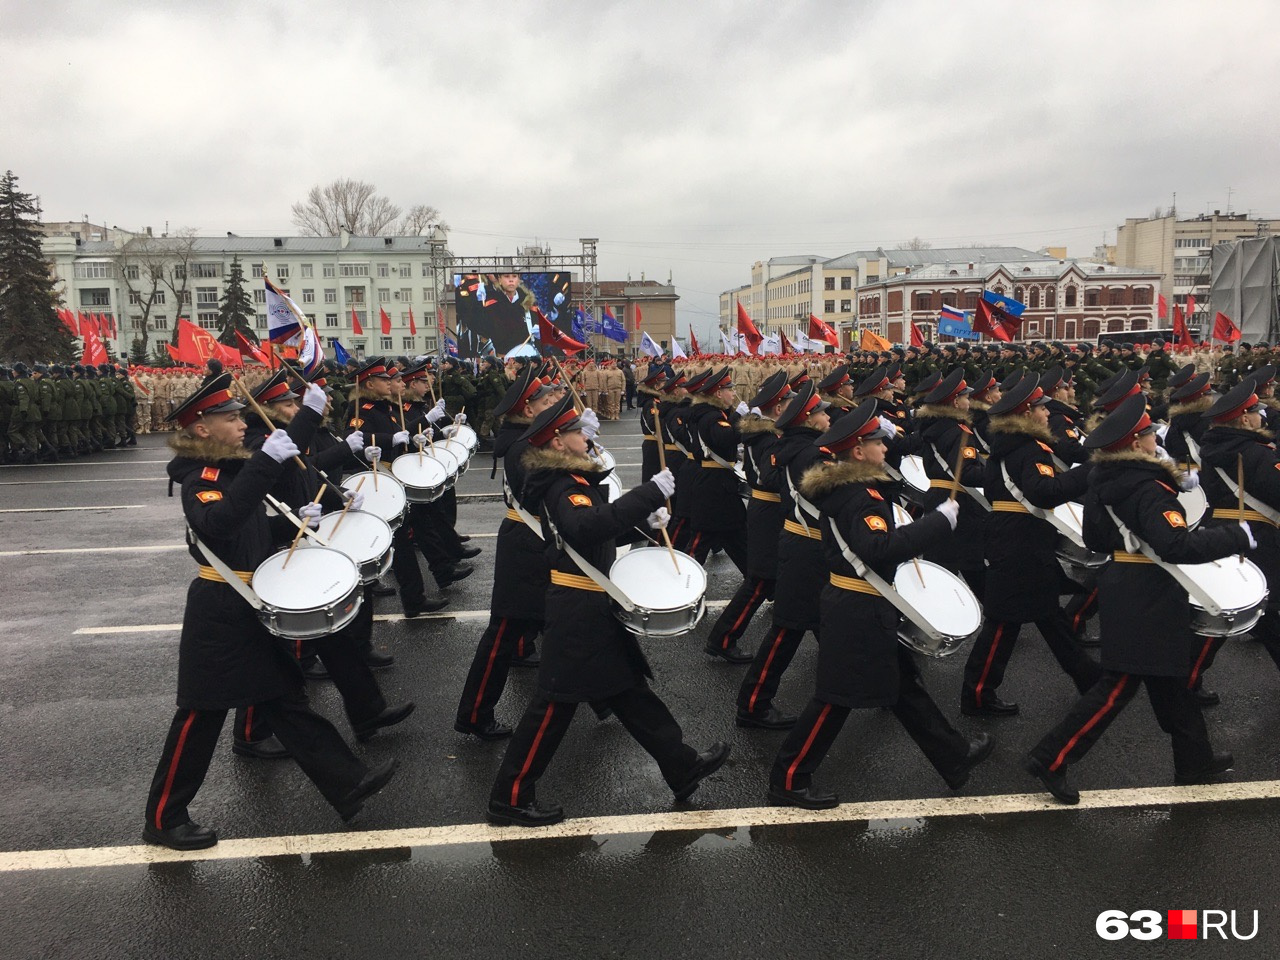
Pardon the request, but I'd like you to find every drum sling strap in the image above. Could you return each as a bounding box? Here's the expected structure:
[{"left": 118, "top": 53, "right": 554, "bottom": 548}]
[
  {"left": 1213, "top": 468, "right": 1280, "bottom": 524},
  {"left": 543, "top": 516, "right": 638, "bottom": 613},
  {"left": 999, "top": 461, "right": 1087, "bottom": 549},
  {"left": 263, "top": 494, "right": 332, "bottom": 547},
  {"left": 502, "top": 476, "right": 545, "bottom": 542},
  {"left": 188, "top": 529, "right": 265, "bottom": 611},
  {"left": 928, "top": 443, "right": 992, "bottom": 510},
  {"left": 785, "top": 467, "right": 822, "bottom": 536},
  {"left": 826, "top": 518, "right": 947, "bottom": 646},
  {"left": 1103, "top": 507, "right": 1226, "bottom": 616}
]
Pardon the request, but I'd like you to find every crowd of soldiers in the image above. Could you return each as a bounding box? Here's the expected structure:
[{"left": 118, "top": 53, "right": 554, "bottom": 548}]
[{"left": 0, "top": 361, "right": 140, "bottom": 463}]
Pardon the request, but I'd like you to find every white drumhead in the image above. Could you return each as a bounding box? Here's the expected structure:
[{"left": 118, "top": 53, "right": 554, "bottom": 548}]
[
  {"left": 900, "top": 455, "right": 929, "bottom": 493},
  {"left": 610, "top": 547, "right": 706, "bottom": 609},
  {"left": 1053, "top": 502, "right": 1085, "bottom": 537},
  {"left": 893, "top": 504, "right": 914, "bottom": 527},
  {"left": 452, "top": 424, "right": 479, "bottom": 452},
  {"left": 1182, "top": 556, "right": 1267, "bottom": 610},
  {"left": 603, "top": 473, "right": 622, "bottom": 503},
  {"left": 391, "top": 455, "right": 448, "bottom": 489},
  {"left": 593, "top": 446, "right": 617, "bottom": 472},
  {"left": 893, "top": 560, "right": 982, "bottom": 637},
  {"left": 427, "top": 446, "right": 460, "bottom": 474},
  {"left": 254, "top": 547, "right": 359, "bottom": 611},
  {"left": 440, "top": 438, "right": 470, "bottom": 464},
  {"left": 1177, "top": 486, "right": 1207, "bottom": 527},
  {"left": 313, "top": 510, "right": 392, "bottom": 564},
  {"left": 343, "top": 471, "right": 406, "bottom": 523}
]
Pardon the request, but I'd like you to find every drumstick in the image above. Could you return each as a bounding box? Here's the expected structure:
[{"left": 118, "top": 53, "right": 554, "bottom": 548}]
[
  {"left": 328, "top": 475, "right": 365, "bottom": 539},
  {"left": 1238, "top": 453, "right": 1246, "bottom": 562},
  {"left": 282, "top": 487, "right": 325, "bottom": 569},
  {"left": 230, "top": 373, "right": 313, "bottom": 479},
  {"left": 651, "top": 405, "right": 681, "bottom": 574},
  {"left": 371, "top": 452, "right": 380, "bottom": 492}
]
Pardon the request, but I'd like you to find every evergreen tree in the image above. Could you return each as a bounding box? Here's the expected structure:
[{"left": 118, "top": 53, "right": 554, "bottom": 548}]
[
  {"left": 216, "top": 255, "right": 256, "bottom": 345},
  {"left": 0, "top": 170, "right": 76, "bottom": 362}
]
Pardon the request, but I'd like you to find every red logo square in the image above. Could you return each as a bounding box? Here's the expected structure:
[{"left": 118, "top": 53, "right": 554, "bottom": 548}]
[{"left": 1168, "top": 910, "right": 1197, "bottom": 940}]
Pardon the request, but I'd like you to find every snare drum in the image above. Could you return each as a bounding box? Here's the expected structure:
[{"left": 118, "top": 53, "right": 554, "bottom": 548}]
[
  {"left": 391, "top": 455, "right": 448, "bottom": 503},
  {"left": 451, "top": 423, "right": 479, "bottom": 454},
  {"left": 1178, "top": 486, "right": 1208, "bottom": 529},
  {"left": 608, "top": 547, "right": 707, "bottom": 638},
  {"left": 1053, "top": 502, "right": 1108, "bottom": 577},
  {"left": 1180, "top": 556, "right": 1268, "bottom": 637},
  {"left": 426, "top": 446, "right": 460, "bottom": 488},
  {"left": 899, "top": 455, "right": 929, "bottom": 507},
  {"left": 252, "top": 546, "right": 362, "bottom": 639},
  {"left": 439, "top": 438, "right": 471, "bottom": 476},
  {"left": 892, "top": 559, "right": 982, "bottom": 657},
  {"left": 307, "top": 510, "right": 393, "bottom": 583},
  {"left": 343, "top": 471, "right": 407, "bottom": 530},
  {"left": 602, "top": 472, "right": 623, "bottom": 503},
  {"left": 893, "top": 503, "right": 914, "bottom": 527}
]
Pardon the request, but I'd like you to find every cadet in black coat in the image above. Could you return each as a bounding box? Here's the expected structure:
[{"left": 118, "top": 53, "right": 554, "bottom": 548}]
[
  {"left": 143, "top": 376, "right": 395, "bottom": 850},
  {"left": 637, "top": 368, "right": 668, "bottom": 482},
  {"left": 684, "top": 366, "right": 749, "bottom": 572},
  {"left": 769, "top": 401, "right": 992, "bottom": 809},
  {"left": 488, "top": 397, "right": 730, "bottom": 827},
  {"left": 1027, "top": 395, "right": 1250, "bottom": 803},
  {"left": 662, "top": 372, "right": 700, "bottom": 550},
  {"left": 960, "top": 376, "right": 1102, "bottom": 717},
  {"left": 736, "top": 383, "right": 832, "bottom": 729},
  {"left": 1164, "top": 373, "right": 1214, "bottom": 468},
  {"left": 703, "top": 372, "right": 793, "bottom": 663},
  {"left": 1041, "top": 366, "right": 1089, "bottom": 467},
  {"left": 967, "top": 371, "right": 1001, "bottom": 458}
]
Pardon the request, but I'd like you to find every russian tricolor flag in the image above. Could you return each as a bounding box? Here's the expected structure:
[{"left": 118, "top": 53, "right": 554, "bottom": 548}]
[{"left": 939, "top": 304, "right": 969, "bottom": 324}]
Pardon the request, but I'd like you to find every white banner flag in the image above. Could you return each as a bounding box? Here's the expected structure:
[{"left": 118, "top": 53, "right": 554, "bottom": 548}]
[
  {"left": 670, "top": 337, "right": 687, "bottom": 359},
  {"left": 639, "top": 329, "right": 663, "bottom": 357}
]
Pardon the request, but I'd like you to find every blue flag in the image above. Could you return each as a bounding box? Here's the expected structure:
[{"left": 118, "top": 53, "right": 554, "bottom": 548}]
[
  {"left": 601, "top": 307, "right": 627, "bottom": 343},
  {"left": 937, "top": 317, "right": 980, "bottom": 340},
  {"left": 329, "top": 338, "right": 351, "bottom": 366},
  {"left": 572, "top": 307, "right": 587, "bottom": 343},
  {"left": 982, "top": 290, "right": 1025, "bottom": 317}
]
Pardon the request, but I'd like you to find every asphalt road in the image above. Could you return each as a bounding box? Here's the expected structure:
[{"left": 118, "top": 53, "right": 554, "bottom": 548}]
[{"left": 3, "top": 410, "right": 1280, "bottom": 958}]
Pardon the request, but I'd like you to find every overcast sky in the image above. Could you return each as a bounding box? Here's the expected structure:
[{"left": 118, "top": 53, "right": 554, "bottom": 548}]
[{"left": 4, "top": 0, "right": 1278, "bottom": 337}]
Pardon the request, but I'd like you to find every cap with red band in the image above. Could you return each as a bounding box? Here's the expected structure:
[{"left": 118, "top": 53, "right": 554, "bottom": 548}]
[
  {"left": 1085, "top": 393, "right": 1156, "bottom": 452},
  {"left": 166, "top": 373, "right": 246, "bottom": 427},
  {"left": 354, "top": 357, "right": 391, "bottom": 383},
  {"left": 815, "top": 398, "right": 891, "bottom": 454},
  {"left": 252, "top": 369, "right": 299, "bottom": 405},
  {"left": 520, "top": 394, "right": 583, "bottom": 447},
  {"left": 776, "top": 382, "right": 832, "bottom": 429},
  {"left": 1206, "top": 381, "right": 1261, "bottom": 424}
]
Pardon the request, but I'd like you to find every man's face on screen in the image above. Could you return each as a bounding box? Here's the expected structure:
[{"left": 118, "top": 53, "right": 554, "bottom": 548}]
[{"left": 498, "top": 274, "right": 520, "bottom": 296}]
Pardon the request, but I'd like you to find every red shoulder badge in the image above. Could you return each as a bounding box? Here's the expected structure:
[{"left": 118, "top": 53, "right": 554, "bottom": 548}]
[
  {"left": 867, "top": 488, "right": 883, "bottom": 501},
  {"left": 569, "top": 473, "right": 589, "bottom": 486},
  {"left": 362, "top": 403, "right": 375, "bottom": 410},
  {"left": 1164, "top": 510, "right": 1186, "bottom": 528},
  {"left": 200, "top": 466, "right": 220, "bottom": 482},
  {"left": 1036, "top": 441, "right": 1055, "bottom": 453},
  {"left": 959, "top": 424, "right": 973, "bottom": 434},
  {"left": 1155, "top": 480, "right": 1176, "bottom": 494},
  {"left": 568, "top": 493, "right": 592, "bottom": 508}
]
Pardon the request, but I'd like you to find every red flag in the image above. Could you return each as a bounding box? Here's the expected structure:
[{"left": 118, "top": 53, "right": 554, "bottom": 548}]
[
  {"left": 688, "top": 325, "right": 701, "bottom": 357},
  {"left": 351, "top": 307, "right": 364, "bottom": 336},
  {"left": 58, "top": 308, "right": 78, "bottom": 335},
  {"left": 634, "top": 304, "right": 643, "bottom": 331},
  {"left": 379, "top": 307, "right": 392, "bottom": 336},
  {"left": 1185, "top": 294, "right": 1197, "bottom": 324},
  {"left": 808, "top": 313, "right": 839, "bottom": 348},
  {"left": 972, "top": 299, "right": 1022, "bottom": 342},
  {"left": 1172, "top": 305, "right": 1192, "bottom": 348},
  {"left": 408, "top": 307, "right": 417, "bottom": 336},
  {"left": 910, "top": 322, "right": 924, "bottom": 348},
  {"left": 234, "top": 329, "right": 271, "bottom": 365},
  {"left": 80, "top": 324, "right": 108, "bottom": 365},
  {"left": 1158, "top": 294, "right": 1168, "bottom": 320},
  {"left": 165, "top": 343, "right": 183, "bottom": 364},
  {"left": 1213, "top": 311, "right": 1241, "bottom": 343},
  {"left": 173, "top": 318, "right": 225, "bottom": 366},
  {"left": 437, "top": 306, "right": 446, "bottom": 339},
  {"left": 779, "top": 328, "right": 796, "bottom": 355},
  {"left": 533, "top": 307, "right": 588, "bottom": 355},
  {"left": 736, "top": 302, "right": 763, "bottom": 355}
]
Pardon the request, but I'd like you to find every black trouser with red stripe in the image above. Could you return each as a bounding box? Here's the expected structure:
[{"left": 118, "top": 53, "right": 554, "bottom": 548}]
[
  {"left": 456, "top": 616, "right": 543, "bottom": 727},
  {"left": 390, "top": 524, "right": 427, "bottom": 611},
  {"left": 686, "top": 525, "right": 749, "bottom": 577},
  {"left": 706, "top": 576, "right": 775, "bottom": 653},
  {"left": 145, "top": 692, "right": 368, "bottom": 830},
  {"left": 738, "top": 625, "right": 815, "bottom": 717},
  {"left": 1064, "top": 580, "right": 1101, "bottom": 641},
  {"left": 771, "top": 649, "right": 969, "bottom": 791},
  {"left": 962, "top": 614, "right": 1102, "bottom": 710},
  {"left": 491, "top": 682, "right": 700, "bottom": 808},
  {"left": 1029, "top": 671, "right": 1213, "bottom": 778}
]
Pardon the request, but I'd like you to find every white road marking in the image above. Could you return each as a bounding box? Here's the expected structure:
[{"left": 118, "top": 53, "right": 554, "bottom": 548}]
[
  {"left": 0, "top": 478, "right": 162, "bottom": 485},
  {"left": 3, "top": 780, "right": 1276, "bottom": 873},
  {"left": 0, "top": 460, "right": 170, "bottom": 468},
  {"left": 71, "top": 600, "right": 732, "bottom": 634},
  {"left": 0, "top": 544, "right": 185, "bottom": 557},
  {"left": 0, "top": 505, "right": 148, "bottom": 514}
]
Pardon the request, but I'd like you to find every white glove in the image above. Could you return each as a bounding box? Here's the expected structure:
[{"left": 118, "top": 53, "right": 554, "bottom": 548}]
[
  {"left": 364, "top": 445, "right": 382, "bottom": 463},
  {"left": 580, "top": 408, "right": 600, "bottom": 442},
  {"left": 646, "top": 507, "right": 671, "bottom": 530},
  {"left": 878, "top": 415, "right": 898, "bottom": 437},
  {"left": 453, "top": 412, "right": 468, "bottom": 425},
  {"left": 348, "top": 491, "right": 366, "bottom": 511},
  {"left": 1240, "top": 521, "right": 1258, "bottom": 550},
  {"left": 442, "top": 424, "right": 459, "bottom": 438},
  {"left": 935, "top": 499, "right": 960, "bottom": 530},
  {"left": 299, "top": 501, "right": 323, "bottom": 529},
  {"left": 302, "top": 383, "right": 327, "bottom": 413},
  {"left": 1155, "top": 446, "right": 1174, "bottom": 463},
  {"left": 652, "top": 468, "right": 676, "bottom": 499},
  {"left": 735, "top": 401, "right": 750, "bottom": 416},
  {"left": 413, "top": 433, "right": 429, "bottom": 448},
  {"left": 1181, "top": 468, "right": 1200, "bottom": 491},
  {"left": 392, "top": 430, "right": 411, "bottom": 446},
  {"left": 344, "top": 430, "right": 364, "bottom": 453},
  {"left": 261, "top": 429, "right": 300, "bottom": 463},
  {"left": 426, "top": 404, "right": 448, "bottom": 425},
  {"left": 750, "top": 406, "right": 763, "bottom": 416}
]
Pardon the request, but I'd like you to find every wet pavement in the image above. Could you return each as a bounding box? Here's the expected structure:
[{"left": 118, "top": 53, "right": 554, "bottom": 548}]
[{"left": 4, "top": 412, "right": 1280, "bottom": 957}]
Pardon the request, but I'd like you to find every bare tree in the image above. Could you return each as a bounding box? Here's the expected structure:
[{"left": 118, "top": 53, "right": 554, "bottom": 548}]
[
  {"left": 113, "top": 235, "right": 170, "bottom": 357},
  {"left": 158, "top": 228, "right": 199, "bottom": 346},
  {"left": 399, "top": 203, "right": 448, "bottom": 236},
  {"left": 291, "top": 178, "right": 403, "bottom": 235},
  {"left": 895, "top": 236, "right": 933, "bottom": 250}
]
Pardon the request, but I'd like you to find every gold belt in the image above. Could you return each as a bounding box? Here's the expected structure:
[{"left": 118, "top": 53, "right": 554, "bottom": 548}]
[
  {"left": 643, "top": 434, "right": 658, "bottom": 441},
  {"left": 1212, "top": 507, "right": 1277, "bottom": 527},
  {"left": 550, "top": 570, "right": 605, "bottom": 592},
  {"left": 929, "top": 479, "right": 965, "bottom": 492},
  {"left": 505, "top": 508, "right": 540, "bottom": 524},
  {"left": 1112, "top": 551, "right": 1154, "bottom": 564},
  {"left": 783, "top": 519, "right": 823, "bottom": 540},
  {"left": 751, "top": 488, "right": 782, "bottom": 502},
  {"left": 701, "top": 460, "right": 731, "bottom": 469},
  {"left": 664, "top": 443, "right": 680, "bottom": 452},
  {"left": 991, "top": 500, "right": 1031, "bottom": 515},
  {"left": 829, "top": 572, "right": 881, "bottom": 595},
  {"left": 197, "top": 565, "right": 254, "bottom": 584}
]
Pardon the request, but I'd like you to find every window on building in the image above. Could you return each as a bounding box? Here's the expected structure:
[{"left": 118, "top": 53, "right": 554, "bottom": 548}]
[
  {"left": 197, "top": 312, "right": 218, "bottom": 329},
  {"left": 963, "top": 291, "right": 979, "bottom": 309},
  {"left": 300, "top": 264, "right": 313, "bottom": 278},
  {"left": 1108, "top": 288, "right": 1125, "bottom": 306},
  {"left": 422, "top": 288, "right": 435, "bottom": 303},
  {"left": 825, "top": 300, "right": 835, "bottom": 313},
  {"left": 340, "top": 263, "right": 369, "bottom": 277},
  {"left": 914, "top": 292, "right": 933, "bottom": 311},
  {"left": 323, "top": 289, "right": 337, "bottom": 304},
  {"left": 129, "top": 316, "right": 145, "bottom": 330},
  {"left": 74, "top": 262, "right": 114, "bottom": 279},
  {"left": 376, "top": 263, "right": 389, "bottom": 278},
  {"left": 1045, "top": 286, "right": 1056, "bottom": 308},
  {"left": 424, "top": 336, "right": 438, "bottom": 351},
  {"left": 128, "top": 290, "right": 142, "bottom": 305},
  {"left": 1065, "top": 286, "right": 1077, "bottom": 307},
  {"left": 824, "top": 277, "right": 835, "bottom": 290},
  {"left": 80, "top": 288, "right": 111, "bottom": 306},
  {"left": 193, "top": 262, "right": 221, "bottom": 279},
  {"left": 422, "top": 263, "right": 433, "bottom": 277},
  {"left": 256, "top": 314, "right": 268, "bottom": 329},
  {"left": 353, "top": 311, "right": 367, "bottom": 326},
  {"left": 276, "top": 265, "right": 289, "bottom": 281},
  {"left": 1014, "top": 286, "right": 1024, "bottom": 302},
  {"left": 152, "top": 315, "right": 168, "bottom": 331},
  {"left": 346, "top": 287, "right": 365, "bottom": 304},
  {"left": 1029, "top": 287, "right": 1040, "bottom": 308},
  {"left": 378, "top": 289, "right": 390, "bottom": 303},
  {"left": 302, "top": 289, "right": 315, "bottom": 304},
  {"left": 253, "top": 289, "right": 266, "bottom": 304},
  {"left": 251, "top": 264, "right": 264, "bottom": 278},
  {"left": 380, "top": 336, "right": 393, "bottom": 350},
  {"left": 124, "top": 265, "right": 139, "bottom": 280},
  {"left": 402, "top": 337, "right": 415, "bottom": 350},
  {"left": 172, "top": 265, "right": 187, "bottom": 281},
  {"left": 323, "top": 263, "right": 335, "bottom": 278},
  {"left": 400, "top": 263, "right": 411, "bottom": 277},
  {"left": 841, "top": 276, "right": 852, "bottom": 290},
  {"left": 154, "top": 290, "right": 166, "bottom": 304},
  {"left": 324, "top": 313, "right": 338, "bottom": 328},
  {"left": 195, "top": 287, "right": 218, "bottom": 305},
  {"left": 1130, "top": 317, "right": 1149, "bottom": 332},
  {"left": 1085, "top": 290, "right": 1099, "bottom": 307},
  {"left": 399, "top": 288, "right": 412, "bottom": 301},
  {"left": 178, "top": 291, "right": 191, "bottom": 306},
  {"left": 841, "top": 300, "right": 852, "bottom": 313}
]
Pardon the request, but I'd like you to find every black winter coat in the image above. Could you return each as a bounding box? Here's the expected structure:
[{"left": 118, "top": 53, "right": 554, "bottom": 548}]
[
  {"left": 523, "top": 448, "right": 666, "bottom": 701},
  {"left": 772, "top": 427, "right": 834, "bottom": 631},
  {"left": 916, "top": 406, "right": 987, "bottom": 573},
  {"left": 662, "top": 399, "right": 693, "bottom": 520},
  {"left": 739, "top": 414, "right": 785, "bottom": 579},
  {"left": 1045, "top": 399, "right": 1089, "bottom": 466},
  {"left": 490, "top": 415, "right": 549, "bottom": 619},
  {"left": 1164, "top": 396, "right": 1214, "bottom": 467},
  {"left": 687, "top": 397, "right": 744, "bottom": 532},
  {"left": 1084, "top": 451, "right": 1249, "bottom": 675},
  {"left": 639, "top": 388, "right": 663, "bottom": 482}
]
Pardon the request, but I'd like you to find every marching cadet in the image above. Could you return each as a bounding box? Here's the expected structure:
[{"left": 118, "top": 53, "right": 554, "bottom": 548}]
[
  {"left": 637, "top": 367, "right": 669, "bottom": 482},
  {"left": 1164, "top": 373, "right": 1215, "bottom": 468},
  {"left": 1026, "top": 394, "right": 1248, "bottom": 803},
  {"left": 959, "top": 375, "right": 1102, "bottom": 717},
  {"left": 1041, "top": 366, "right": 1088, "bottom": 467},
  {"left": 769, "top": 400, "right": 992, "bottom": 809},
  {"left": 455, "top": 368, "right": 560, "bottom": 740},
  {"left": 735, "top": 382, "right": 832, "bottom": 729},
  {"left": 666, "top": 369, "right": 710, "bottom": 552},
  {"left": 915, "top": 368, "right": 988, "bottom": 596},
  {"left": 487, "top": 395, "right": 730, "bottom": 827},
  {"left": 684, "top": 365, "right": 750, "bottom": 571},
  {"left": 967, "top": 370, "right": 1001, "bottom": 457},
  {"left": 702, "top": 371, "right": 793, "bottom": 663},
  {"left": 816, "top": 364, "right": 856, "bottom": 422},
  {"left": 144, "top": 373, "right": 397, "bottom": 850}
]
